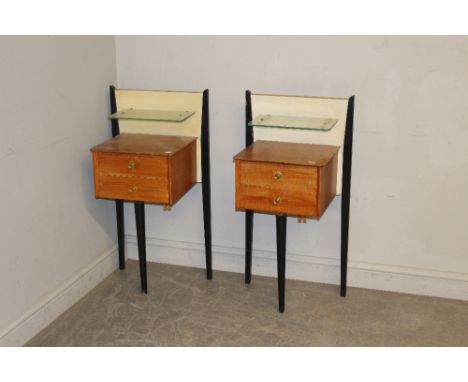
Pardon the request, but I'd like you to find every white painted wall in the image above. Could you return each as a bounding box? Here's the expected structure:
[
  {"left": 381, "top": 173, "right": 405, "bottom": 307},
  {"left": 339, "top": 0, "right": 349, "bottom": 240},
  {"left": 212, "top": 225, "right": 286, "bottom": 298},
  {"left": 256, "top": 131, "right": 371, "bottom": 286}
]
[
  {"left": 1, "top": 36, "right": 466, "bottom": 345},
  {"left": 0, "top": 36, "right": 117, "bottom": 345},
  {"left": 116, "top": 36, "right": 468, "bottom": 300}
]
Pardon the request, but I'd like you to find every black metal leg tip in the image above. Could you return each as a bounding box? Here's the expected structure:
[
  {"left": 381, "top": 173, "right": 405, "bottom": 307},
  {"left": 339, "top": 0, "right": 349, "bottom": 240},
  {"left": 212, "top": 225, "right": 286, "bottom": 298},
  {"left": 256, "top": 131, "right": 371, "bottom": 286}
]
[
  {"left": 119, "top": 264, "right": 125, "bottom": 270},
  {"left": 245, "top": 275, "right": 251, "bottom": 284},
  {"left": 206, "top": 270, "right": 213, "bottom": 280},
  {"left": 142, "top": 288, "right": 147, "bottom": 294},
  {"left": 279, "top": 306, "right": 285, "bottom": 313},
  {"left": 340, "top": 289, "right": 347, "bottom": 297}
]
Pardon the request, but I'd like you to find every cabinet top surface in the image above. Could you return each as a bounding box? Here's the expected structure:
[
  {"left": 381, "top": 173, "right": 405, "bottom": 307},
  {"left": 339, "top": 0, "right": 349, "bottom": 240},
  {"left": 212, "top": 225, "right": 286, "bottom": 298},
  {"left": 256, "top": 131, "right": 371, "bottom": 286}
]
[
  {"left": 233, "top": 140, "right": 340, "bottom": 167},
  {"left": 90, "top": 133, "right": 197, "bottom": 156}
]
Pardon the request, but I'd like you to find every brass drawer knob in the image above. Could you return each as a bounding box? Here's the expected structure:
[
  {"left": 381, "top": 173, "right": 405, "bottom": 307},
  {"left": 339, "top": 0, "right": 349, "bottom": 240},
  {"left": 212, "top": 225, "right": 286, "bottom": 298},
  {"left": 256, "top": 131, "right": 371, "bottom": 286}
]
[
  {"left": 129, "top": 186, "right": 137, "bottom": 193},
  {"left": 274, "top": 170, "right": 282, "bottom": 180},
  {"left": 128, "top": 161, "right": 136, "bottom": 169},
  {"left": 273, "top": 196, "right": 281, "bottom": 205}
]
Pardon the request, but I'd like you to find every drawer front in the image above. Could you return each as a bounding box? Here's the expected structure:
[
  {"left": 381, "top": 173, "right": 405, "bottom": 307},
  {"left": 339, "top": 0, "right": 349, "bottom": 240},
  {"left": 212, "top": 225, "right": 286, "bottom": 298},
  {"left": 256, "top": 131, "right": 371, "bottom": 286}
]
[
  {"left": 236, "top": 161, "right": 319, "bottom": 217},
  {"left": 94, "top": 173, "right": 169, "bottom": 203},
  {"left": 94, "top": 152, "right": 168, "bottom": 178}
]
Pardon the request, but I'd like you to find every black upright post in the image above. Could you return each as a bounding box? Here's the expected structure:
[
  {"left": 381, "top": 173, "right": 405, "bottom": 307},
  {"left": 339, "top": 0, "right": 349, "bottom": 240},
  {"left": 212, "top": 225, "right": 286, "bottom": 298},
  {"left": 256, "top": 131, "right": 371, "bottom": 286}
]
[
  {"left": 134, "top": 202, "right": 147, "bottom": 294},
  {"left": 201, "top": 89, "right": 212, "bottom": 280},
  {"left": 276, "top": 215, "right": 287, "bottom": 313},
  {"left": 245, "top": 90, "right": 254, "bottom": 146},
  {"left": 245, "top": 90, "right": 254, "bottom": 284},
  {"left": 340, "top": 95, "right": 355, "bottom": 297},
  {"left": 110, "top": 85, "right": 119, "bottom": 138},
  {"left": 110, "top": 85, "right": 126, "bottom": 270}
]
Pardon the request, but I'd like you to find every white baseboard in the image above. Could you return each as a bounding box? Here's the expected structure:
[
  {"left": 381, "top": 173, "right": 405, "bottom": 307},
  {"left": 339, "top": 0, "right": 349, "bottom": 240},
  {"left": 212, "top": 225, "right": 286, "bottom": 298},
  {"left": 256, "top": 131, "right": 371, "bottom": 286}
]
[
  {"left": 0, "top": 245, "right": 118, "bottom": 347},
  {"left": 127, "top": 236, "right": 468, "bottom": 301}
]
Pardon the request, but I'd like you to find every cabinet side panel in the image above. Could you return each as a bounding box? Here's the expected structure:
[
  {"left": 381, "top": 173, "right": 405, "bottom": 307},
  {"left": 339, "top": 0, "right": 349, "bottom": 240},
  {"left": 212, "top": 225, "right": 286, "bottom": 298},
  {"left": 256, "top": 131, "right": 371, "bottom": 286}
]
[
  {"left": 318, "top": 153, "right": 338, "bottom": 217},
  {"left": 92, "top": 152, "right": 100, "bottom": 197},
  {"left": 235, "top": 160, "right": 241, "bottom": 210},
  {"left": 170, "top": 140, "right": 197, "bottom": 205}
]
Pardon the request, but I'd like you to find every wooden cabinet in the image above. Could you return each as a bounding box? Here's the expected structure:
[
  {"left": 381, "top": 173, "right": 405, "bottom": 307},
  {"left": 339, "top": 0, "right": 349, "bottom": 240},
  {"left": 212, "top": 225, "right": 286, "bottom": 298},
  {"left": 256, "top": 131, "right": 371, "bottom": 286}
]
[
  {"left": 234, "top": 140, "right": 339, "bottom": 218},
  {"left": 91, "top": 133, "right": 197, "bottom": 206}
]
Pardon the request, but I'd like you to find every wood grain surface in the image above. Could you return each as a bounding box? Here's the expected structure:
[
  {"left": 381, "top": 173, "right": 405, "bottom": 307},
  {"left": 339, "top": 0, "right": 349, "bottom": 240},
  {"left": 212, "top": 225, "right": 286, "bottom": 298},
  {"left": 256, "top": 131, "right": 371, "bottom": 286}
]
[
  {"left": 233, "top": 140, "right": 339, "bottom": 166},
  {"left": 90, "top": 133, "right": 197, "bottom": 156},
  {"left": 234, "top": 141, "right": 339, "bottom": 218},
  {"left": 92, "top": 134, "right": 196, "bottom": 205},
  {"left": 169, "top": 140, "right": 197, "bottom": 205},
  {"left": 93, "top": 152, "right": 168, "bottom": 178}
]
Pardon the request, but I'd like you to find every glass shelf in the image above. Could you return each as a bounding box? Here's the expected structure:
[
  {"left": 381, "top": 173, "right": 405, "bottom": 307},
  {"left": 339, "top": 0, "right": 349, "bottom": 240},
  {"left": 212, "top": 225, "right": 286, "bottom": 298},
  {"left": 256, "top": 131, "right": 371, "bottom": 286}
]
[
  {"left": 109, "top": 109, "right": 195, "bottom": 122},
  {"left": 249, "top": 114, "right": 338, "bottom": 131}
]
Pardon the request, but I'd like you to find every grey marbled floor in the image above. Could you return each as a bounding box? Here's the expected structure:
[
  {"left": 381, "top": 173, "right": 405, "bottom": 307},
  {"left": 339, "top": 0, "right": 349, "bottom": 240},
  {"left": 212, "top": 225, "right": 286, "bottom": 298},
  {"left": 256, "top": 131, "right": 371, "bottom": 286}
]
[{"left": 26, "top": 260, "right": 468, "bottom": 346}]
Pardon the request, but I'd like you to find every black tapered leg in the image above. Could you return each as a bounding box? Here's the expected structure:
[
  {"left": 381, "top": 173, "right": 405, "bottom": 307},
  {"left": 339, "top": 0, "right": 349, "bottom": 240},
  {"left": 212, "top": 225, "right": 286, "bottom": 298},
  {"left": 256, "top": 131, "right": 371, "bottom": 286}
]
[
  {"left": 134, "top": 202, "right": 147, "bottom": 294},
  {"left": 340, "top": 96, "right": 355, "bottom": 297},
  {"left": 340, "top": 196, "right": 349, "bottom": 297},
  {"left": 276, "top": 215, "right": 287, "bottom": 313},
  {"left": 201, "top": 89, "right": 212, "bottom": 280},
  {"left": 116, "top": 200, "right": 125, "bottom": 270},
  {"left": 202, "top": 178, "right": 212, "bottom": 280},
  {"left": 245, "top": 210, "right": 254, "bottom": 283}
]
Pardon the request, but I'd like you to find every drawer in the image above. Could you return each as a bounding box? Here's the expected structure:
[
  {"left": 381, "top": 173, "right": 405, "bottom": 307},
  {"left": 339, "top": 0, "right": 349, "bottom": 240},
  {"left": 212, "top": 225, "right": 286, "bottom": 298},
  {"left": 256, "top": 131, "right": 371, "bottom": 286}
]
[
  {"left": 238, "top": 161, "right": 317, "bottom": 192},
  {"left": 94, "top": 173, "right": 169, "bottom": 203},
  {"left": 236, "top": 161, "right": 319, "bottom": 217},
  {"left": 93, "top": 152, "right": 168, "bottom": 178}
]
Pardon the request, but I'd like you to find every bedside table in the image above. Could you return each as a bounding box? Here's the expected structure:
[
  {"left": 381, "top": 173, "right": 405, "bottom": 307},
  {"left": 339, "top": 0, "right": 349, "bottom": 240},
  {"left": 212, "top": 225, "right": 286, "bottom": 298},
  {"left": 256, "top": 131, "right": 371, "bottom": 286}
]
[
  {"left": 238, "top": 91, "right": 355, "bottom": 313},
  {"left": 91, "top": 86, "right": 212, "bottom": 295}
]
